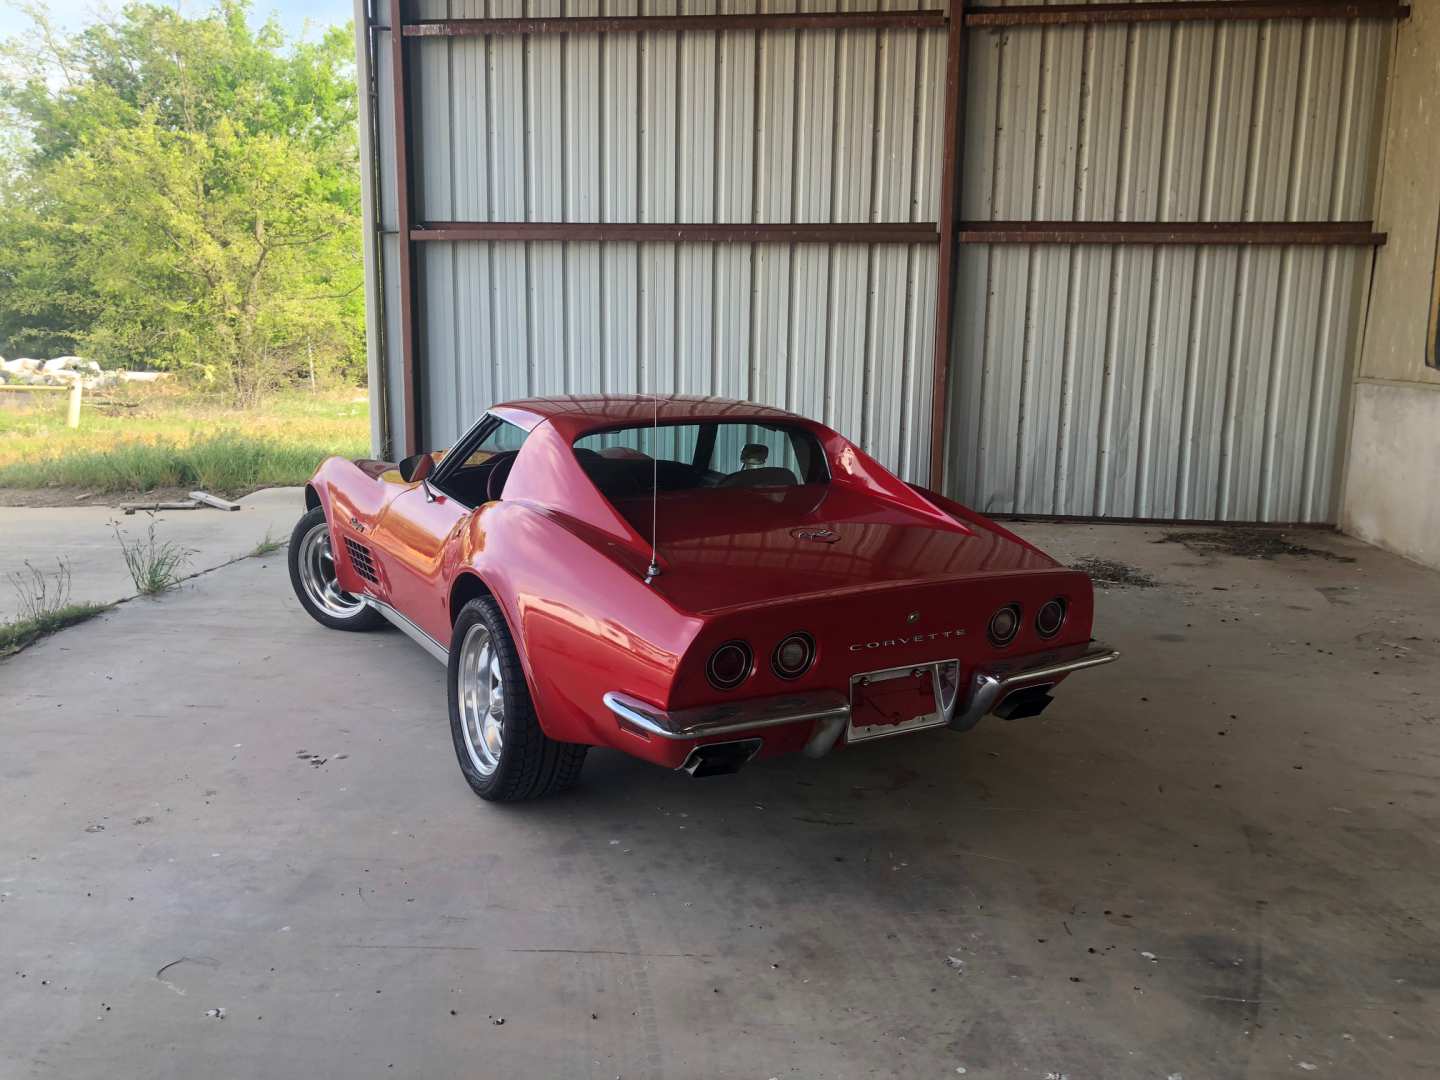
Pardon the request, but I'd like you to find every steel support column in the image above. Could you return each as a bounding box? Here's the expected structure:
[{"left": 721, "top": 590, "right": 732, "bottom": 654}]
[{"left": 387, "top": 0, "right": 420, "bottom": 457}]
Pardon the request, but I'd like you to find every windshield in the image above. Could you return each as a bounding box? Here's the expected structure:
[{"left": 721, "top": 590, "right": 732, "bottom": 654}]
[{"left": 573, "top": 421, "right": 828, "bottom": 502}]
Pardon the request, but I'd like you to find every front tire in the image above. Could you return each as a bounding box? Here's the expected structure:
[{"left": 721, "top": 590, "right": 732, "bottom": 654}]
[
  {"left": 448, "top": 597, "right": 587, "bottom": 802},
  {"left": 288, "top": 506, "right": 384, "bottom": 632}
]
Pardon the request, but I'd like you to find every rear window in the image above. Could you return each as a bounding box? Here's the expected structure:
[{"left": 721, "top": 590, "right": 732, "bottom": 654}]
[{"left": 573, "top": 421, "right": 827, "bottom": 500}]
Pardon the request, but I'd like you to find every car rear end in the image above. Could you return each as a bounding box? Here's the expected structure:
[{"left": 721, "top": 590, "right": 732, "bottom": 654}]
[{"left": 603, "top": 562, "right": 1117, "bottom": 774}]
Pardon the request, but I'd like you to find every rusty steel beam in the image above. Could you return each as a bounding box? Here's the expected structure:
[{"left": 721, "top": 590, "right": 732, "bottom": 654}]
[
  {"left": 965, "top": 0, "right": 1409, "bottom": 26},
  {"left": 387, "top": 0, "right": 420, "bottom": 457},
  {"left": 954, "top": 220, "right": 1387, "bottom": 245},
  {"left": 403, "top": 10, "right": 947, "bottom": 36},
  {"left": 412, "top": 222, "right": 941, "bottom": 245},
  {"left": 928, "top": 5, "right": 967, "bottom": 492}
]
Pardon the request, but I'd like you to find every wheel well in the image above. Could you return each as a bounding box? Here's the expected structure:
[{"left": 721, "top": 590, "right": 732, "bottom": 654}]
[
  {"left": 449, "top": 571, "right": 493, "bottom": 625},
  {"left": 304, "top": 484, "right": 321, "bottom": 511}
]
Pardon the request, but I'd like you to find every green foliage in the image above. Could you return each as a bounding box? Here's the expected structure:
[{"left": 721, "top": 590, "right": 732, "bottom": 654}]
[
  {"left": 113, "top": 515, "right": 193, "bottom": 594},
  {"left": 0, "top": 2, "right": 364, "bottom": 398},
  {"left": 0, "top": 385, "right": 370, "bottom": 493},
  {"left": 0, "top": 429, "right": 366, "bottom": 493},
  {"left": 0, "top": 601, "right": 112, "bottom": 658},
  {"left": 7, "top": 556, "right": 76, "bottom": 621},
  {"left": 248, "top": 530, "right": 285, "bottom": 557}
]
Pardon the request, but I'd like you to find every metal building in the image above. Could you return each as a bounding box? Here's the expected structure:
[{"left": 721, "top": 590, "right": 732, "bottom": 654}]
[{"left": 353, "top": 0, "right": 1410, "bottom": 524}]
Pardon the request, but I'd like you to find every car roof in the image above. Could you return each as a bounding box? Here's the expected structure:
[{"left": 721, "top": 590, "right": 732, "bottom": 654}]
[{"left": 491, "top": 394, "right": 803, "bottom": 436}]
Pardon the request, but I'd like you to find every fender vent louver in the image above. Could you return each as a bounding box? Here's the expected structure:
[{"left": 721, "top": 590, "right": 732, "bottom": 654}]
[{"left": 344, "top": 537, "right": 379, "bottom": 586}]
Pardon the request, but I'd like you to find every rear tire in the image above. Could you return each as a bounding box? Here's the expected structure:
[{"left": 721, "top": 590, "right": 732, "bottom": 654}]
[
  {"left": 288, "top": 507, "right": 384, "bottom": 632},
  {"left": 448, "top": 596, "right": 587, "bottom": 802}
]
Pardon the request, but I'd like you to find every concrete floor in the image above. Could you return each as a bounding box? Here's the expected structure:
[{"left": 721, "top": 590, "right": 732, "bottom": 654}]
[
  {"left": 0, "top": 488, "right": 304, "bottom": 622},
  {"left": 1, "top": 521, "right": 1438, "bottom": 1079}
]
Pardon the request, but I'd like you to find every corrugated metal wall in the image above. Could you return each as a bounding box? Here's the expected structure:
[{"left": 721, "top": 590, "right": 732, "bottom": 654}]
[
  {"left": 386, "top": 0, "right": 948, "bottom": 484},
  {"left": 365, "top": 2, "right": 1393, "bottom": 522},
  {"left": 951, "top": 15, "right": 1391, "bottom": 520}
]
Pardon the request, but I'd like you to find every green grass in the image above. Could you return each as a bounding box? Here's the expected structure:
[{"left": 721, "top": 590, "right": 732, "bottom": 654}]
[
  {"left": 113, "top": 518, "right": 193, "bottom": 594},
  {"left": 248, "top": 530, "right": 286, "bottom": 558},
  {"left": 0, "top": 387, "right": 370, "bottom": 495},
  {"left": 0, "top": 602, "right": 112, "bottom": 658}
]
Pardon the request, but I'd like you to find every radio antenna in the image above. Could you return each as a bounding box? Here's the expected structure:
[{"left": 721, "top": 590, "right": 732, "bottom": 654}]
[{"left": 645, "top": 385, "right": 661, "bottom": 584}]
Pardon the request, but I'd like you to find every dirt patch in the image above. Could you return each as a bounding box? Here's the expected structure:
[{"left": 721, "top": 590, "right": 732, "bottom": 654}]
[
  {"left": 1158, "top": 527, "right": 1355, "bottom": 563},
  {"left": 1071, "top": 556, "right": 1158, "bottom": 590},
  {"left": 0, "top": 485, "right": 255, "bottom": 509}
]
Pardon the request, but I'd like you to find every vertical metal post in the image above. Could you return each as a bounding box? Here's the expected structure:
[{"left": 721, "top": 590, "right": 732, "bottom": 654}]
[
  {"left": 388, "top": 0, "right": 421, "bottom": 456},
  {"left": 928, "top": 2, "right": 967, "bottom": 491},
  {"left": 67, "top": 379, "right": 83, "bottom": 429}
]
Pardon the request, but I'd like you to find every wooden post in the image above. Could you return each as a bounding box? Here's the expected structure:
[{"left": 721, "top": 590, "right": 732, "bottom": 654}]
[{"left": 67, "top": 379, "right": 83, "bottom": 429}]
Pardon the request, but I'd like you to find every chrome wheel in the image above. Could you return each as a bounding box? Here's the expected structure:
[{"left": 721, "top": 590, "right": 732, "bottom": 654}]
[
  {"left": 458, "top": 623, "right": 505, "bottom": 776},
  {"left": 297, "top": 521, "right": 364, "bottom": 619}
]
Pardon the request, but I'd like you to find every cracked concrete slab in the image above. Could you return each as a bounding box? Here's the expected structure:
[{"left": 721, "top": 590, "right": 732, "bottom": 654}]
[
  {"left": 0, "top": 487, "right": 303, "bottom": 622},
  {"left": 1, "top": 523, "right": 1438, "bottom": 1078}
]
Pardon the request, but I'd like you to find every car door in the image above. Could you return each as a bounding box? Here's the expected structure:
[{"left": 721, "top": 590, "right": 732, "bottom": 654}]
[
  {"left": 368, "top": 483, "right": 468, "bottom": 647},
  {"left": 368, "top": 416, "right": 530, "bottom": 649}
]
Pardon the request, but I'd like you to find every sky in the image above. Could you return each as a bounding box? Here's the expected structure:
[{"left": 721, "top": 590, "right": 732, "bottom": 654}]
[{"left": 0, "top": 0, "right": 355, "bottom": 44}]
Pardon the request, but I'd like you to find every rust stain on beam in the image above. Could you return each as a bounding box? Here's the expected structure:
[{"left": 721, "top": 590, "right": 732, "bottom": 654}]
[
  {"left": 412, "top": 222, "right": 941, "bottom": 245},
  {"left": 965, "top": 0, "right": 1409, "bottom": 27},
  {"left": 403, "top": 10, "right": 948, "bottom": 36},
  {"left": 954, "top": 220, "right": 1387, "bottom": 246}
]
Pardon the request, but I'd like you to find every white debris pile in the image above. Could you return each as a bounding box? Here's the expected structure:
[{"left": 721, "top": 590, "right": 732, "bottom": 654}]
[{"left": 0, "top": 355, "right": 167, "bottom": 388}]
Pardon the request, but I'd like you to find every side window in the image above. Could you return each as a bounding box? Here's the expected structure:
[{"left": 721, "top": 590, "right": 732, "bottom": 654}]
[
  {"left": 459, "top": 418, "right": 528, "bottom": 468},
  {"left": 437, "top": 417, "right": 529, "bottom": 504}
]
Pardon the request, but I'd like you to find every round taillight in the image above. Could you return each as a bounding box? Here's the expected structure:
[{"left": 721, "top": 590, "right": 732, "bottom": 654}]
[
  {"left": 1036, "top": 598, "right": 1066, "bottom": 638},
  {"left": 707, "top": 641, "right": 753, "bottom": 690},
  {"left": 988, "top": 604, "right": 1021, "bottom": 647},
  {"left": 772, "top": 632, "right": 815, "bottom": 680}
]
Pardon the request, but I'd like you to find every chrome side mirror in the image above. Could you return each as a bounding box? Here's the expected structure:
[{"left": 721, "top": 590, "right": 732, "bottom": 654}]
[{"left": 397, "top": 452, "right": 435, "bottom": 484}]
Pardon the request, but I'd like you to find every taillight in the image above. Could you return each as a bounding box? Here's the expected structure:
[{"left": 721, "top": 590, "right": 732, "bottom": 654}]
[
  {"left": 1036, "top": 598, "right": 1066, "bottom": 638},
  {"left": 987, "top": 604, "right": 1021, "bottom": 647},
  {"left": 706, "top": 641, "right": 753, "bottom": 690},
  {"left": 771, "top": 632, "right": 815, "bottom": 679}
]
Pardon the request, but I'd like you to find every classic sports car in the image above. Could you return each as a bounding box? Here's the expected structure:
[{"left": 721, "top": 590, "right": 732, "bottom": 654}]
[{"left": 289, "top": 396, "right": 1117, "bottom": 801}]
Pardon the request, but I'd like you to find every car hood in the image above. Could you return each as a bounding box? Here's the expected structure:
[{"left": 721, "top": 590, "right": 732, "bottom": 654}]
[{"left": 610, "top": 484, "right": 1057, "bottom": 615}]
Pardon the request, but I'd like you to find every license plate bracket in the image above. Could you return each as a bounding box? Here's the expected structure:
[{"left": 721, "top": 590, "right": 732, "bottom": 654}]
[{"left": 846, "top": 662, "right": 954, "bottom": 744}]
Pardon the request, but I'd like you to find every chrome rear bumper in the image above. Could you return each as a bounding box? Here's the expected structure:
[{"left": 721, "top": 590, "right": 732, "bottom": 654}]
[
  {"left": 602, "top": 640, "right": 1119, "bottom": 762},
  {"left": 947, "top": 641, "right": 1120, "bottom": 731},
  {"left": 603, "top": 689, "right": 851, "bottom": 759}
]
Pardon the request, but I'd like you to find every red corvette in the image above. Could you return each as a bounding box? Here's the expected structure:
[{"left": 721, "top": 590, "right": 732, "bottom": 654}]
[{"left": 288, "top": 396, "right": 1117, "bottom": 801}]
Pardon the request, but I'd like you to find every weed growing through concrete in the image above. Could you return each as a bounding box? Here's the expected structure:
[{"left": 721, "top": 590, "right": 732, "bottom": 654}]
[
  {"left": 0, "top": 603, "right": 112, "bottom": 658},
  {"left": 249, "top": 531, "right": 285, "bottom": 558},
  {"left": 1, "top": 557, "right": 112, "bottom": 657},
  {"left": 113, "top": 515, "right": 193, "bottom": 595},
  {"left": 7, "top": 557, "right": 75, "bottom": 620}
]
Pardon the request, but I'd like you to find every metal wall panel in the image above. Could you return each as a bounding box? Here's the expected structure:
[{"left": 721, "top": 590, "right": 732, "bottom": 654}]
[
  {"left": 416, "top": 237, "right": 940, "bottom": 459},
  {"left": 364, "top": 3, "right": 1391, "bottom": 521},
  {"left": 949, "top": 17, "right": 1391, "bottom": 521},
  {"left": 380, "top": 0, "right": 945, "bottom": 478}
]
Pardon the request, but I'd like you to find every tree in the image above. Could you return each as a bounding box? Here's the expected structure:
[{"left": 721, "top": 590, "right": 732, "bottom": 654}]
[{"left": 0, "top": 2, "right": 365, "bottom": 399}]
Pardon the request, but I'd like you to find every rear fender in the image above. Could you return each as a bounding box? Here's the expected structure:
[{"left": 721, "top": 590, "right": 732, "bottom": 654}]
[
  {"left": 463, "top": 502, "right": 703, "bottom": 754},
  {"left": 906, "top": 483, "right": 1057, "bottom": 564}
]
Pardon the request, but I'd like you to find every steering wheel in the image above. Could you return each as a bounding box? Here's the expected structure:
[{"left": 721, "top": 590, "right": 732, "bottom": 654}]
[{"left": 486, "top": 451, "right": 519, "bottom": 502}]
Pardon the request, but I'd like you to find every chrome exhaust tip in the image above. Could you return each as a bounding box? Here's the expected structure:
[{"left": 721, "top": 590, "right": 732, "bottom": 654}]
[{"left": 680, "top": 738, "right": 763, "bottom": 778}]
